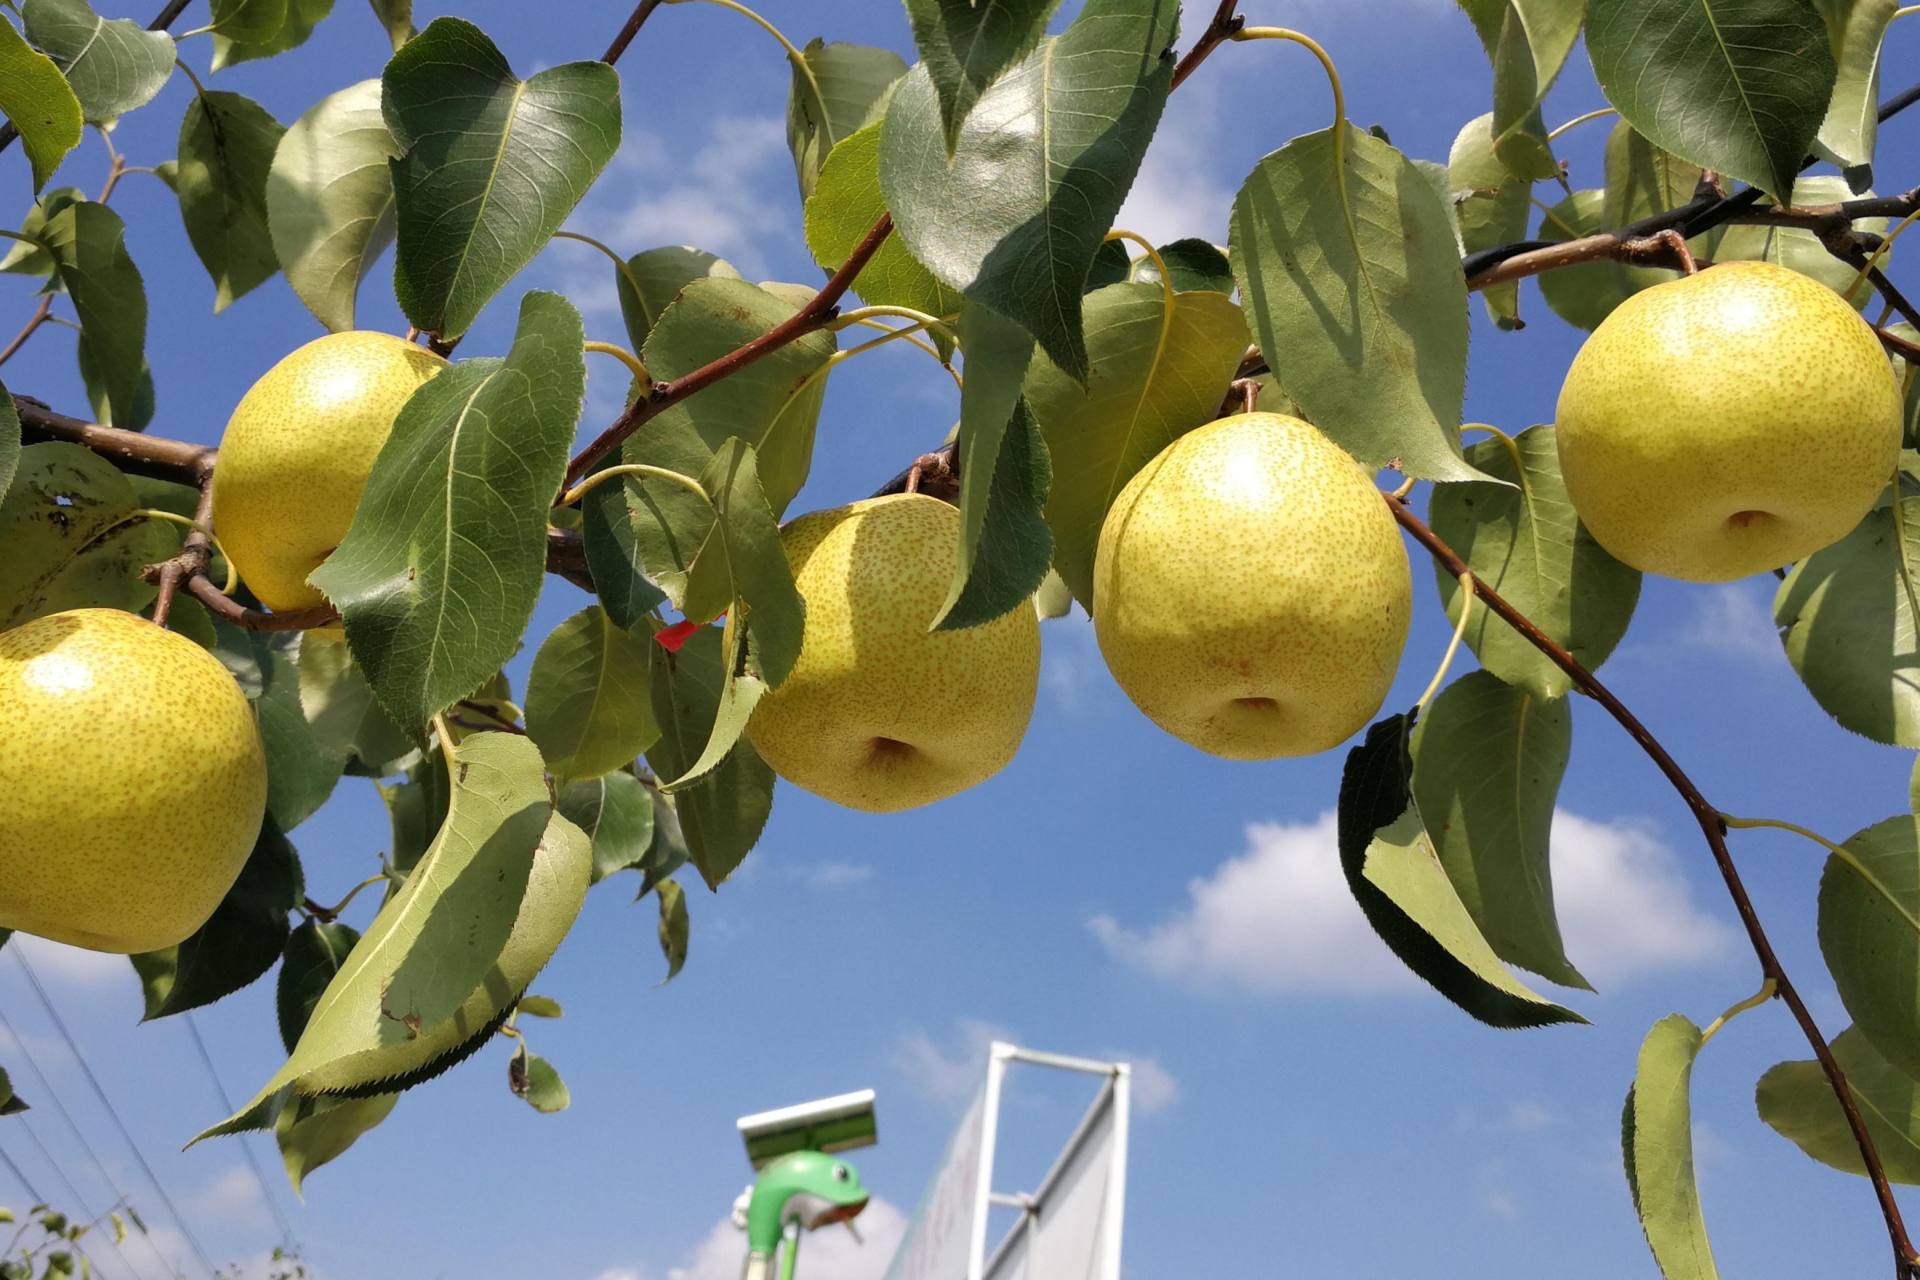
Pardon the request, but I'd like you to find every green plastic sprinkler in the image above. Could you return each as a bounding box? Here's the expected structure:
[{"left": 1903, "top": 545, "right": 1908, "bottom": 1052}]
[{"left": 740, "top": 1150, "right": 869, "bottom": 1280}]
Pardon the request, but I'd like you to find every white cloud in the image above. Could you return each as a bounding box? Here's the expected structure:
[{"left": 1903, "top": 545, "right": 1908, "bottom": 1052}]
[
  {"left": 1111, "top": 1054, "right": 1180, "bottom": 1117},
  {"left": 186, "top": 1165, "right": 270, "bottom": 1228},
  {"left": 1041, "top": 610, "right": 1099, "bottom": 712},
  {"left": 1091, "top": 809, "right": 1734, "bottom": 994},
  {"left": 891, "top": 1019, "right": 1011, "bottom": 1104},
  {"left": 1116, "top": 79, "right": 1235, "bottom": 249},
  {"left": 1677, "top": 583, "right": 1781, "bottom": 661},
  {"left": 796, "top": 860, "right": 874, "bottom": 888},
  {"left": 1480, "top": 1187, "right": 1521, "bottom": 1220},
  {"left": 595, "top": 1270, "right": 650, "bottom": 1280},
  {"left": 653, "top": 1198, "right": 907, "bottom": 1280}
]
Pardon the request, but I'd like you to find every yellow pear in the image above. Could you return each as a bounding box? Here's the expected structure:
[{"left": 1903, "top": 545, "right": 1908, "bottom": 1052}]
[
  {"left": 212, "top": 332, "right": 445, "bottom": 611},
  {"left": 1094, "top": 413, "right": 1411, "bottom": 759},
  {"left": 744, "top": 494, "right": 1041, "bottom": 813},
  {"left": 1555, "top": 260, "right": 1901, "bottom": 582},
  {"left": 0, "top": 609, "right": 267, "bottom": 953}
]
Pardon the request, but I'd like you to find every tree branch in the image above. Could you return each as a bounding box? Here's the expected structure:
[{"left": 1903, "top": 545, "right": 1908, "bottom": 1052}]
[
  {"left": 602, "top": 0, "right": 669, "bottom": 64},
  {"left": 147, "top": 477, "right": 214, "bottom": 628},
  {"left": 0, "top": 0, "right": 196, "bottom": 154},
  {"left": 1170, "top": 1, "right": 1243, "bottom": 91},
  {"left": 561, "top": 213, "right": 895, "bottom": 490},
  {"left": 15, "top": 394, "right": 215, "bottom": 483},
  {"left": 1387, "top": 494, "right": 1920, "bottom": 1278}
]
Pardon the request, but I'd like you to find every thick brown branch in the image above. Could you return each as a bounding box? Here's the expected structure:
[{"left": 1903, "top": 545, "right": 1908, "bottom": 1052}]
[
  {"left": 602, "top": 0, "right": 668, "bottom": 64},
  {"left": 1170, "top": 1, "right": 1242, "bottom": 91},
  {"left": 0, "top": 0, "right": 196, "bottom": 154},
  {"left": 1388, "top": 494, "right": 1919, "bottom": 1277},
  {"left": 15, "top": 395, "right": 215, "bottom": 483},
  {"left": 562, "top": 213, "right": 895, "bottom": 490},
  {"left": 180, "top": 575, "right": 337, "bottom": 632}
]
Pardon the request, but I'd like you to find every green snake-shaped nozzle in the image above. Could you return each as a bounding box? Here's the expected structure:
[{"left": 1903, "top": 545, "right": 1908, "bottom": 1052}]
[{"left": 744, "top": 1150, "right": 869, "bottom": 1257}]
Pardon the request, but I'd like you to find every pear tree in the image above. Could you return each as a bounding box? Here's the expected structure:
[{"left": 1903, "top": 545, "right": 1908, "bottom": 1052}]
[{"left": 4, "top": 1, "right": 1920, "bottom": 1274}]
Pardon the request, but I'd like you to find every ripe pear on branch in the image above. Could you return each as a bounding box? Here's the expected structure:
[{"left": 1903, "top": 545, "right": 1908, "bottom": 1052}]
[
  {"left": 744, "top": 494, "right": 1041, "bottom": 813},
  {"left": 0, "top": 609, "right": 267, "bottom": 953},
  {"left": 1555, "top": 261, "right": 1901, "bottom": 583},
  {"left": 1093, "top": 412, "right": 1412, "bottom": 759},
  {"left": 212, "top": 332, "right": 446, "bottom": 612}
]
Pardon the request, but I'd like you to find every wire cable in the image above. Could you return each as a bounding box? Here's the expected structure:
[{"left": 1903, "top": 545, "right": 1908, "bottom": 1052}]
[
  {"left": 0, "top": 1134, "right": 47, "bottom": 1201},
  {"left": 0, "top": 1002, "right": 167, "bottom": 1280},
  {"left": 12, "top": 949, "right": 221, "bottom": 1276},
  {"left": 183, "top": 1014, "right": 300, "bottom": 1254},
  {"left": 12, "top": 1115, "right": 135, "bottom": 1280}
]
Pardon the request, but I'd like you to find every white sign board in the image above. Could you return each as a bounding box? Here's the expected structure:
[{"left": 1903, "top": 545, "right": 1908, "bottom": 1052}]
[{"left": 883, "top": 1081, "right": 989, "bottom": 1280}]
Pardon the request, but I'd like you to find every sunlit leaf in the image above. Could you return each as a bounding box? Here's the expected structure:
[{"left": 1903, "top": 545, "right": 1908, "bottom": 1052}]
[
  {"left": 0, "top": 443, "right": 172, "bottom": 629},
  {"left": 1813, "top": 0, "right": 1896, "bottom": 182},
  {"left": 881, "top": 0, "right": 1179, "bottom": 381},
  {"left": 1455, "top": 0, "right": 1581, "bottom": 179},
  {"left": 268, "top": 79, "right": 399, "bottom": 332},
  {"left": 1586, "top": 0, "right": 1836, "bottom": 201},
  {"left": 0, "top": 14, "right": 82, "bottom": 191},
  {"left": 524, "top": 606, "right": 659, "bottom": 782},
  {"left": 22, "top": 0, "right": 174, "bottom": 125},
  {"left": 1819, "top": 815, "right": 1920, "bottom": 1078},
  {"left": 786, "top": 39, "right": 905, "bottom": 201},
  {"left": 383, "top": 17, "right": 620, "bottom": 339},
  {"left": 507, "top": 1046, "right": 569, "bottom": 1113},
  {"left": 277, "top": 1090, "right": 397, "bottom": 1196},
  {"left": 903, "top": 0, "right": 1060, "bottom": 151},
  {"left": 1623, "top": 1015, "right": 1721, "bottom": 1279},
  {"left": 804, "top": 119, "right": 961, "bottom": 321},
  {"left": 1449, "top": 113, "right": 1530, "bottom": 328},
  {"left": 615, "top": 246, "right": 741, "bottom": 357},
  {"left": 1757, "top": 1025, "right": 1920, "bottom": 1183},
  {"left": 312, "top": 292, "right": 585, "bottom": 727},
  {"left": 655, "top": 878, "right": 688, "bottom": 981},
  {"left": 1717, "top": 175, "right": 1886, "bottom": 303}
]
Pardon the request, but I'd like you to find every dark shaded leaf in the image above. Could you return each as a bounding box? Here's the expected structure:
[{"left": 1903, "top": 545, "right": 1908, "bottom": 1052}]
[
  {"left": 136, "top": 819, "right": 301, "bottom": 1019},
  {"left": 276, "top": 1090, "right": 396, "bottom": 1196},
  {"left": 1818, "top": 815, "right": 1920, "bottom": 1078},
  {"left": 556, "top": 771, "right": 657, "bottom": 884},
  {"left": 904, "top": 0, "right": 1061, "bottom": 151},
  {"left": 37, "top": 201, "right": 145, "bottom": 425},
  {"left": 212, "top": 0, "right": 331, "bottom": 71},
  {"left": 277, "top": 920, "right": 360, "bottom": 1053},
  {"left": 615, "top": 246, "right": 740, "bottom": 356},
  {"left": 1128, "top": 238, "right": 1233, "bottom": 295},
  {"left": 937, "top": 303, "right": 1039, "bottom": 628},
  {"left": 524, "top": 606, "right": 659, "bottom": 782},
  {"left": 0, "top": 443, "right": 172, "bottom": 628},
  {"left": 1758, "top": 1025, "right": 1920, "bottom": 1182},
  {"left": 645, "top": 627, "right": 773, "bottom": 889},
  {"left": 787, "top": 39, "right": 905, "bottom": 201}
]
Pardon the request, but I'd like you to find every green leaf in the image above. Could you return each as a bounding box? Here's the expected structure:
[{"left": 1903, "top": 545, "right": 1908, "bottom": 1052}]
[
  {"left": 1427, "top": 426, "right": 1642, "bottom": 699},
  {"left": 880, "top": 0, "right": 1180, "bottom": 381},
  {"left": 0, "top": 15, "right": 82, "bottom": 192},
  {"left": 1129, "top": 238, "right": 1234, "bottom": 295},
  {"left": 1604, "top": 121, "right": 1708, "bottom": 226},
  {"left": 508, "top": 1046, "right": 569, "bottom": 1113},
  {"left": 135, "top": 819, "right": 301, "bottom": 1019},
  {"left": 37, "top": 201, "right": 145, "bottom": 426},
  {"left": 1449, "top": 113, "right": 1531, "bottom": 329},
  {"left": 904, "top": 0, "right": 1060, "bottom": 152},
  {"left": 277, "top": 920, "right": 360, "bottom": 1053},
  {"left": 377, "top": 754, "right": 448, "bottom": 877},
  {"left": 1757, "top": 1025, "right": 1920, "bottom": 1183},
  {"left": 937, "top": 302, "right": 1042, "bottom": 629},
  {"left": 366, "top": 0, "right": 411, "bottom": 50},
  {"left": 211, "top": 0, "right": 331, "bottom": 71},
  {"left": 247, "top": 636, "right": 343, "bottom": 830},
  {"left": 297, "top": 631, "right": 419, "bottom": 774},
  {"left": 0, "top": 385, "right": 17, "bottom": 508},
  {"left": 804, "top": 119, "right": 961, "bottom": 320},
  {"left": 1230, "top": 125, "right": 1483, "bottom": 482},
  {"left": 1085, "top": 238, "right": 1130, "bottom": 292},
  {"left": 311, "top": 291, "right": 585, "bottom": 727},
  {"left": 1455, "top": 0, "right": 1582, "bottom": 179},
  {"left": 276, "top": 1091, "right": 396, "bottom": 1197},
  {"left": 1026, "top": 280, "right": 1249, "bottom": 606},
  {"left": 1585, "top": 0, "right": 1837, "bottom": 202},
  {"left": 205, "top": 733, "right": 574, "bottom": 1122},
  {"left": 1814, "top": 0, "right": 1896, "bottom": 181},
  {"left": 685, "top": 440, "right": 805, "bottom": 683},
  {"left": 383, "top": 17, "right": 621, "bottom": 340},
  {"left": 598, "top": 279, "right": 836, "bottom": 611},
  {"left": 516, "top": 994, "right": 560, "bottom": 1018},
  {"left": 76, "top": 336, "right": 153, "bottom": 432},
  {"left": 1535, "top": 188, "right": 1689, "bottom": 331},
  {"left": 1623, "top": 1015, "right": 1721, "bottom": 1280},
  {"left": 0, "top": 184, "right": 82, "bottom": 276},
  {"left": 655, "top": 878, "right": 688, "bottom": 982},
  {"left": 210, "top": 0, "right": 288, "bottom": 44},
  {"left": 1336, "top": 710, "right": 1585, "bottom": 1028},
  {"left": 645, "top": 627, "right": 774, "bottom": 889},
  {"left": 1775, "top": 490, "right": 1920, "bottom": 746},
  {"left": 579, "top": 455, "right": 672, "bottom": 631},
  {"left": 0, "top": 443, "right": 172, "bottom": 629},
  {"left": 0, "top": 1066, "right": 23, "bottom": 1116},
  {"left": 22, "top": 0, "right": 174, "bottom": 126},
  {"left": 524, "top": 606, "right": 659, "bottom": 782},
  {"left": 267, "top": 78, "right": 399, "bottom": 333},
  {"left": 1411, "top": 671, "right": 1585, "bottom": 990},
  {"left": 1717, "top": 175, "right": 1886, "bottom": 302},
  {"left": 556, "top": 771, "right": 657, "bottom": 885},
  {"left": 658, "top": 622, "right": 767, "bottom": 792},
  {"left": 615, "top": 246, "right": 741, "bottom": 357},
  {"left": 787, "top": 39, "right": 905, "bottom": 201},
  {"left": 1818, "top": 815, "right": 1920, "bottom": 1078}
]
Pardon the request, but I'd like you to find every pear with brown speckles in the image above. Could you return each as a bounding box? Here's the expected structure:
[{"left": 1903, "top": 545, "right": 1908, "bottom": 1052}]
[
  {"left": 745, "top": 494, "right": 1041, "bottom": 813},
  {"left": 1555, "top": 260, "right": 1901, "bottom": 582},
  {"left": 1093, "top": 413, "right": 1411, "bottom": 760},
  {"left": 212, "top": 331, "right": 446, "bottom": 612},
  {"left": 0, "top": 609, "right": 267, "bottom": 953}
]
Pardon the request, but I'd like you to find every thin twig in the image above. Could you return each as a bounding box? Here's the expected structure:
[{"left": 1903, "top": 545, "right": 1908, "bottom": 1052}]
[
  {"left": 0, "top": 297, "right": 52, "bottom": 368},
  {"left": 1170, "top": 1, "right": 1243, "bottom": 90},
  {"left": 603, "top": 0, "right": 669, "bottom": 63},
  {"left": 147, "top": 477, "right": 215, "bottom": 628},
  {"left": 180, "top": 575, "right": 337, "bottom": 632},
  {"left": 1387, "top": 494, "right": 1919, "bottom": 1277},
  {"left": 562, "top": 213, "right": 895, "bottom": 489}
]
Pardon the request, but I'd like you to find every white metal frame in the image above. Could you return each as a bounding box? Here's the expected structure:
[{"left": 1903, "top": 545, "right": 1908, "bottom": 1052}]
[{"left": 970, "top": 1042, "right": 1132, "bottom": 1280}]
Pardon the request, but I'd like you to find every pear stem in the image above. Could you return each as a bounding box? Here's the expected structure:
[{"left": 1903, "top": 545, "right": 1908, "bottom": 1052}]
[
  {"left": 1412, "top": 572, "right": 1473, "bottom": 714},
  {"left": 1386, "top": 492, "right": 1920, "bottom": 1277}
]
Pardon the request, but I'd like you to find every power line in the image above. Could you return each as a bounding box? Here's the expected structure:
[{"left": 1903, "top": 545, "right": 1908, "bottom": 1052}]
[
  {"left": 0, "top": 1002, "right": 168, "bottom": 1280},
  {"left": 182, "top": 1014, "right": 300, "bottom": 1256},
  {"left": 12, "top": 949, "right": 221, "bottom": 1277},
  {"left": 0, "top": 1133, "right": 47, "bottom": 1202},
  {"left": 0, "top": 1132, "right": 120, "bottom": 1280},
  {"left": 13, "top": 1115, "right": 137, "bottom": 1280}
]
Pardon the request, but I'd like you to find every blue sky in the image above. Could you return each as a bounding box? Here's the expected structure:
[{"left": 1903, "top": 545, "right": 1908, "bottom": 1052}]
[{"left": 3, "top": 2, "right": 1919, "bottom": 1277}]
